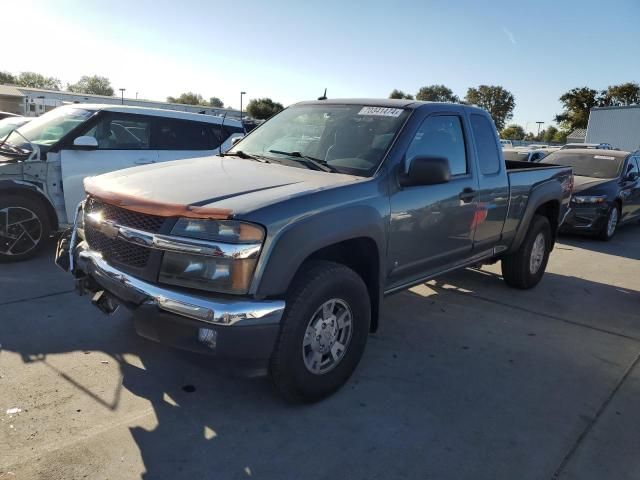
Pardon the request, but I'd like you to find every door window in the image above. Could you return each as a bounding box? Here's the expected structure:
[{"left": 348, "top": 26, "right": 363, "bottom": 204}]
[
  {"left": 81, "top": 113, "right": 151, "bottom": 150},
  {"left": 406, "top": 115, "right": 467, "bottom": 176},
  {"left": 470, "top": 114, "right": 501, "bottom": 174},
  {"left": 153, "top": 119, "right": 216, "bottom": 150}
]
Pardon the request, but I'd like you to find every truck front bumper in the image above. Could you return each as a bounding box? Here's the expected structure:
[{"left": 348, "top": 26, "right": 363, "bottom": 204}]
[{"left": 55, "top": 231, "right": 285, "bottom": 362}]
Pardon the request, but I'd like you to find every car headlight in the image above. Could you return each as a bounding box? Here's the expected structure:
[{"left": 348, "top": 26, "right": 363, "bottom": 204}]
[
  {"left": 572, "top": 195, "right": 607, "bottom": 204},
  {"left": 159, "top": 219, "right": 265, "bottom": 294}
]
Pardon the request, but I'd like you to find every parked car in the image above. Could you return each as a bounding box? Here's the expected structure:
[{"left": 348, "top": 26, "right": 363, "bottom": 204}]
[
  {"left": 56, "top": 99, "right": 572, "bottom": 402},
  {"left": 560, "top": 142, "right": 613, "bottom": 150},
  {"left": 541, "top": 148, "right": 640, "bottom": 240},
  {"left": 0, "top": 111, "right": 19, "bottom": 120},
  {"left": 500, "top": 139, "right": 513, "bottom": 148},
  {"left": 503, "top": 148, "right": 547, "bottom": 162},
  {"left": 0, "top": 104, "right": 244, "bottom": 261},
  {"left": 0, "top": 116, "right": 31, "bottom": 140}
]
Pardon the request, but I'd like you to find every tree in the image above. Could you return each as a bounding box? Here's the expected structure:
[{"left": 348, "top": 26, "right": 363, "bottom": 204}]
[
  {"left": 465, "top": 85, "right": 515, "bottom": 130},
  {"left": 209, "top": 97, "right": 224, "bottom": 108},
  {"left": 554, "top": 87, "right": 599, "bottom": 130},
  {"left": 600, "top": 82, "right": 640, "bottom": 106},
  {"left": 389, "top": 89, "right": 414, "bottom": 100},
  {"left": 415, "top": 84, "right": 459, "bottom": 103},
  {"left": 15, "top": 72, "right": 61, "bottom": 90},
  {"left": 0, "top": 71, "right": 16, "bottom": 84},
  {"left": 167, "top": 92, "right": 208, "bottom": 106},
  {"left": 67, "top": 75, "right": 114, "bottom": 96},
  {"left": 500, "top": 124, "right": 525, "bottom": 140},
  {"left": 542, "top": 126, "right": 558, "bottom": 143},
  {"left": 553, "top": 129, "right": 570, "bottom": 144},
  {"left": 246, "top": 98, "right": 284, "bottom": 120}
]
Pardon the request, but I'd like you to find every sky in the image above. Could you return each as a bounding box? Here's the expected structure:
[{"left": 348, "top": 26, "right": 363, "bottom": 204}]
[{"left": 3, "top": 0, "right": 639, "bottom": 132}]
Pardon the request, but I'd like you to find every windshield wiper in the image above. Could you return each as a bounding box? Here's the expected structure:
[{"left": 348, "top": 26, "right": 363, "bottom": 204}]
[
  {"left": 220, "top": 150, "right": 270, "bottom": 163},
  {"left": 267, "top": 150, "right": 339, "bottom": 173}
]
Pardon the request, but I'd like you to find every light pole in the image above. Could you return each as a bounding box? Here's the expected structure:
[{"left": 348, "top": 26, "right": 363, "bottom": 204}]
[
  {"left": 119, "top": 88, "right": 126, "bottom": 105},
  {"left": 240, "top": 91, "right": 246, "bottom": 123},
  {"left": 536, "top": 121, "right": 545, "bottom": 139},
  {"left": 135, "top": 92, "right": 139, "bottom": 100}
]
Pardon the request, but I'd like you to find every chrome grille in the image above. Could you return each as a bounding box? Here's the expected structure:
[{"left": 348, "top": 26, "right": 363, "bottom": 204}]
[{"left": 84, "top": 198, "right": 167, "bottom": 269}]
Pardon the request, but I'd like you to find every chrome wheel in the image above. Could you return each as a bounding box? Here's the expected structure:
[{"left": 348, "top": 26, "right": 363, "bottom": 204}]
[
  {"left": 606, "top": 207, "right": 618, "bottom": 238},
  {"left": 529, "top": 232, "right": 546, "bottom": 275},
  {"left": 302, "top": 299, "right": 353, "bottom": 375},
  {"left": 0, "top": 206, "right": 43, "bottom": 256}
]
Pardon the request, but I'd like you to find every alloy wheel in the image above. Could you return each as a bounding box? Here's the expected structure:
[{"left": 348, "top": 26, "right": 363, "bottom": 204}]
[
  {"left": 0, "top": 206, "right": 43, "bottom": 256},
  {"left": 529, "top": 232, "right": 546, "bottom": 275},
  {"left": 607, "top": 207, "right": 618, "bottom": 238},
  {"left": 302, "top": 299, "right": 353, "bottom": 375}
]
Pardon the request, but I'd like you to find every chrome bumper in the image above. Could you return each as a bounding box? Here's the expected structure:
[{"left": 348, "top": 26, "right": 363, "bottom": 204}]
[{"left": 73, "top": 242, "right": 285, "bottom": 327}]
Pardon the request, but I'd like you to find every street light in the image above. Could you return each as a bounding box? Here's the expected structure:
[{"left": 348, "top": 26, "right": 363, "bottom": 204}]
[
  {"left": 240, "top": 91, "right": 246, "bottom": 123},
  {"left": 536, "top": 121, "right": 545, "bottom": 138},
  {"left": 119, "top": 88, "right": 126, "bottom": 105}
]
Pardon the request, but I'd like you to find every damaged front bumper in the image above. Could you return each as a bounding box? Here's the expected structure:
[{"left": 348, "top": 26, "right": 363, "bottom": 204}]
[{"left": 55, "top": 227, "right": 285, "bottom": 362}]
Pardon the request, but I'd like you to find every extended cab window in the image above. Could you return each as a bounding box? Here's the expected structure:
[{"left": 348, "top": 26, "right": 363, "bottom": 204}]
[
  {"left": 154, "top": 119, "right": 214, "bottom": 150},
  {"left": 470, "top": 114, "right": 501, "bottom": 174},
  {"left": 81, "top": 113, "right": 151, "bottom": 150},
  {"left": 407, "top": 115, "right": 467, "bottom": 176}
]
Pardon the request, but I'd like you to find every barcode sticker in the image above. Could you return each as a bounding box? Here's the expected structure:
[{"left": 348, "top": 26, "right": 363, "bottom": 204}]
[{"left": 358, "top": 106, "right": 404, "bottom": 117}]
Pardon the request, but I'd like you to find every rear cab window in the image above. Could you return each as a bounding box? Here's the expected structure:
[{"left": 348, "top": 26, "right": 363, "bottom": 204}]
[{"left": 470, "top": 114, "right": 501, "bottom": 174}]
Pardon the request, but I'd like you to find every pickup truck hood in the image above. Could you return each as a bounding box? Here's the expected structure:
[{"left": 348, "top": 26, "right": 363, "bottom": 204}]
[
  {"left": 84, "top": 155, "right": 361, "bottom": 218},
  {"left": 572, "top": 176, "right": 614, "bottom": 193}
]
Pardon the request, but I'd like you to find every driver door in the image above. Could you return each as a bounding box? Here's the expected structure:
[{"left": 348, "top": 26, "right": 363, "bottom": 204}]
[{"left": 60, "top": 112, "right": 157, "bottom": 222}]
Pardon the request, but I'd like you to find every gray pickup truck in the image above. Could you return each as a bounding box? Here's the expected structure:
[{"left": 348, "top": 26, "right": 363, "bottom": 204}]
[{"left": 56, "top": 99, "right": 573, "bottom": 402}]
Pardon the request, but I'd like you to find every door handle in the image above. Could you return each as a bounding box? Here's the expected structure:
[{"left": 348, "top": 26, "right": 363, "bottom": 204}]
[{"left": 459, "top": 188, "right": 477, "bottom": 203}]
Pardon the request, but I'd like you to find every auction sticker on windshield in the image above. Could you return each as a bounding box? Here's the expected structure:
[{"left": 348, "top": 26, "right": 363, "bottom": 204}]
[
  {"left": 358, "top": 106, "right": 404, "bottom": 117},
  {"left": 594, "top": 155, "right": 615, "bottom": 160}
]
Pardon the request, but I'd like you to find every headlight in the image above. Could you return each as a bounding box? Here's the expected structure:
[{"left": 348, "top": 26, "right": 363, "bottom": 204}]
[
  {"left": 171, "top": 218, "right": 263, "bottom": 243},
  {"left": 159, "top": 219, "right": 264, "bottom": 294},
  {"left": 572, "top": 195, "right": 607, "bottom": 204}
]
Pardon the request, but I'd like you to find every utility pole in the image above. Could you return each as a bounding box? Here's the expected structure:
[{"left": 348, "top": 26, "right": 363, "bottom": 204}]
[
  {"left": 240, "top": 91, "right": 246, "bottom": 123},
  {"left": 119, "top": 88, "right": 126, "bottom": 105},
  {"left": 536, "top": 121, "right": 545, "bottom": 139}
]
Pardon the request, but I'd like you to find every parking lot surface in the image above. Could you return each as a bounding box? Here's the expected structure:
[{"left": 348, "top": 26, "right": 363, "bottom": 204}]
[{"left": 1, "top": 225, "right": 639, "bottom": 480}]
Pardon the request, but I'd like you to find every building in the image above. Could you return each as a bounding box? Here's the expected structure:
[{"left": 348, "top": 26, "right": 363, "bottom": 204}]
[
  {"left": 566, "top": 128, "right": 586, "bottom": 144},
  {"left": 0, "top": 85, "right": 241, "bottom": 119},
  {"left": 586, "top": 105, "right": 640, "bottom": 152}
]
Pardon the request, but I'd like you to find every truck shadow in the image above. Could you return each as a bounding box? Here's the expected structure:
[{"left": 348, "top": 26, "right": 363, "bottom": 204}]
[{"left": 2, "top": 261, "right": 640, "bottom": 479}]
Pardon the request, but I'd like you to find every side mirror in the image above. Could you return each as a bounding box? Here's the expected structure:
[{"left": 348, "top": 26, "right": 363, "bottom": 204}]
[
  {"left": 73, "top": 136, "right": 98, "bottom": 150},
  {"left": 626, "top": 171, "right": 639, "bottom": 181},
  {"left": 231, "top": 136, "right": 243, "bottom": 146},
  {"left": 399, "top": 156, "right": 451, "bottom": 187}
]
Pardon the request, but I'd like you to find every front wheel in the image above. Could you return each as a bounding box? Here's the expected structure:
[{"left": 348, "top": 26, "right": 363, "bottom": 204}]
[
  {"left": 269, "top": 261, "right": 371, "bottom": 403},
  {"left": 501, "top": 214, "right": 552, "bottom": 289},
  {"left": 0, "top": 195, "right": 51, "bottom": 262},
  {"left": 597, "top": 204, "right": 619, "bottom": 241}
]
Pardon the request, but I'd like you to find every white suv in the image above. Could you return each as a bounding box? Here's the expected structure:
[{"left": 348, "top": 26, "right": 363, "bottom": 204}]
[{"left": 0, "top": 104, "right": 244, "bottom": 261}]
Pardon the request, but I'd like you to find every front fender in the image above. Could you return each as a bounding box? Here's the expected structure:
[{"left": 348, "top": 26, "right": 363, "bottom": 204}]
[{"left": 252, "top": 203, "right": 387, "bottom": 298}]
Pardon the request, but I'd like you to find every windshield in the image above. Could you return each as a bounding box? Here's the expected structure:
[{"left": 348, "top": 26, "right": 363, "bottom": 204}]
[
  {"left": 228, "top": 104, "right": 410, "bottom": 176},
  {"left": 541, "top": 151, "right": 624, "bottom": 178},
  {"left": 3, "top": 107, "right": 94, "bottom": 152},
  {"left": 0, "top": 117, "right": 29, "bottom": 139}
]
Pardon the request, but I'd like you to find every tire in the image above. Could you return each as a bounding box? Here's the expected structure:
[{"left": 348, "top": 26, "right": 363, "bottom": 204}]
[
  {"left": 597, "top": 204, "right": 619, "bottom": 241},
  {"left": 501, "top": 214, "right": 552, "bottom": 289},
  {"left": 269, "top": 261, "right": 371, "bottom": 403},
  {"left": 0, "top": 195, "right": 52, "bottom": 262}
]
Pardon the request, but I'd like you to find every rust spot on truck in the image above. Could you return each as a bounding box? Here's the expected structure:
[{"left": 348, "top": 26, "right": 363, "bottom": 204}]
[{"left": 84, "top": 177, "right": 232, "bottom": 219}]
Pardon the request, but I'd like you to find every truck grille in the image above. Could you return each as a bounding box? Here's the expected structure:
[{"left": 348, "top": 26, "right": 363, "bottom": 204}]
[{"left": 84, "top": 198, "right": 167, "bottom": 269}]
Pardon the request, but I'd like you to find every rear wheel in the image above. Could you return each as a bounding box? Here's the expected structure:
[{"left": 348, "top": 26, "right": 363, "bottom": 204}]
[
  {"left": 0, "top": 195, "right": 51, "bottom": 262},
  {"left": 501, "top": 214, "right": 552, "bottom": 289},
  {"left": 597, "top": 204, "right": 619, "bottom": 241},
  {"left": 269, "top": 261, "right": 370, "bottom": 403}
]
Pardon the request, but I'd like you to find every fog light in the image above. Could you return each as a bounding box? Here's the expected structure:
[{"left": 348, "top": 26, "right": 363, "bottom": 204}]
[{"left": 198, "top": 328, "right": 217, "bottom": 349}]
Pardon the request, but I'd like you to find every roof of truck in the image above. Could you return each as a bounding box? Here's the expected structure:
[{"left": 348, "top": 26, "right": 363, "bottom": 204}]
[{"left": 293, "top": 98, "right": 488, "bottom": 113}]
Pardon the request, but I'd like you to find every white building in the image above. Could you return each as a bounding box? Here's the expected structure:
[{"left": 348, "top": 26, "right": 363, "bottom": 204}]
[
  {"left": 0, "top": 85, "right": 241, "bottom": 119},
  {"left": 586, "top": 105, "right": 640, "bottom": 152}
]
